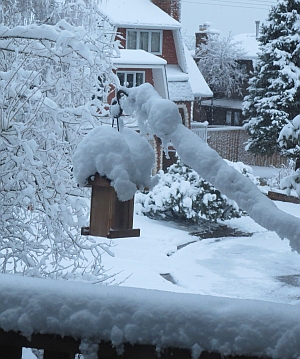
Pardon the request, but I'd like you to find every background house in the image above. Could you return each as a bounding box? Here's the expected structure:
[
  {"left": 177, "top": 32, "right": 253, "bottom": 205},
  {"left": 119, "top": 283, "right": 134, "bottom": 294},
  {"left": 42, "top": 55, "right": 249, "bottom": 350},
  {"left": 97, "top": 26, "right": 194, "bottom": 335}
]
[
  {"left": 99, "top": 0, "right": 212, "bottom": 170},
  {"left": 191, "top": 22, "right": 287, "bottom": 167},
  {"left": 193, "top": 22, "right": 259, "bottom": 127}
]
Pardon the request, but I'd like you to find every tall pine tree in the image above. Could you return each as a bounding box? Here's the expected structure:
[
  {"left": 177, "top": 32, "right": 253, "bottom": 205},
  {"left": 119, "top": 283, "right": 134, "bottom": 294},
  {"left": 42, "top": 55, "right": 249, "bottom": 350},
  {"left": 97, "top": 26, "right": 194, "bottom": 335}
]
[{"left": 243, "top": 0, "right": 300, "bottom": 156}]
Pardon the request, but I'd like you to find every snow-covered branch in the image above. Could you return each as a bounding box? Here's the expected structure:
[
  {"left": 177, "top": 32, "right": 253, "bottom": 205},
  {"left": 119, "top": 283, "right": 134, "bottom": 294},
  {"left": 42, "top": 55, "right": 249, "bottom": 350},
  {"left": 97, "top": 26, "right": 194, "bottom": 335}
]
[
  {"left": 0, "top": 0, "right": 119, "bottom": 279},
  {"left": 119, "top": 83, "right": 300, "bottom": 252}
]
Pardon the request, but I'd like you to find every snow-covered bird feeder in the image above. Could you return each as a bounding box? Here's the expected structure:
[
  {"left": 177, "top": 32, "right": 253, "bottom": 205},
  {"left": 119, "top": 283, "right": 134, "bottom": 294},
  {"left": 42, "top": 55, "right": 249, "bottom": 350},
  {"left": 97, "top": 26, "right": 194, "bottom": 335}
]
[
  {"left": 81, "top": 173, "right": 140, "bottom": 238},
  {"left": 73, "top": 125, "right": 158, "bottom": 239}
]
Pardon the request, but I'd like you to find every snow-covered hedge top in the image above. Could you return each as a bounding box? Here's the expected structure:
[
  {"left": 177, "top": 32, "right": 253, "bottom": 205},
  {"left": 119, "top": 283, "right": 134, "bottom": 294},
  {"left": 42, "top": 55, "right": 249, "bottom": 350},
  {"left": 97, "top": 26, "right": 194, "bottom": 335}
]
[{"left": 1, "top": 273, "right": 300, "bottom": 359}]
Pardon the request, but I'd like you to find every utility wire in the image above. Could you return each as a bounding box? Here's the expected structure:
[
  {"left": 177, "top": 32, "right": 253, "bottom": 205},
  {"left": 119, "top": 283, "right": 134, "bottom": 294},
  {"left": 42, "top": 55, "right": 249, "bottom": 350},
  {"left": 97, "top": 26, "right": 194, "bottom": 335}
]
[
  {"left": 182, "top": 0, "right": 276, "bottom": 4},
  {"left": 182, "top": 0, "right": 276, "bottom": 10}
]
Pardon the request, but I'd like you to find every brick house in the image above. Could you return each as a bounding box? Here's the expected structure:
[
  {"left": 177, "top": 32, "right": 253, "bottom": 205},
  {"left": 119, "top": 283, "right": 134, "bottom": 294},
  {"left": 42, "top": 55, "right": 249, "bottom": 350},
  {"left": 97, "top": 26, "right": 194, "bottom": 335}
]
[
  {"left": 99, "top": 0, "right": 212, "bottom": 170},
  {"left": 193, "top": 23, "right": 259, "bottom": 127},
  {"left": 192, "top": 23, "right": 287, "bottom": 167}
]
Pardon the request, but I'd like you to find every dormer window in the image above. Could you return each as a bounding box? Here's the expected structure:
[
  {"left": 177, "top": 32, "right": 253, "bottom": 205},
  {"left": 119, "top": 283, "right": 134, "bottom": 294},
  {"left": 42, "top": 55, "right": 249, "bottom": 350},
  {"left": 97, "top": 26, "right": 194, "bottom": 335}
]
[{"left": 126, "top": 30, "right": 162, "bottom": 54}]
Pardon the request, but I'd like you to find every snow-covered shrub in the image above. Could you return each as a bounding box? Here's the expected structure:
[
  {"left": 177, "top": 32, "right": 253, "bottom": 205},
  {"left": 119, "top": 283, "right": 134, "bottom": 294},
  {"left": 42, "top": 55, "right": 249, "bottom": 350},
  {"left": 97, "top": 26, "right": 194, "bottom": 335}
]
[
  {"left": 266, "top": 159, "right": 296, "bottom": 189},
  {"left": 135, "top": 158, "right": 243, "bottom": 222},
  {"left": 280, "top": 169, "right": 300, "bottom": 197}
]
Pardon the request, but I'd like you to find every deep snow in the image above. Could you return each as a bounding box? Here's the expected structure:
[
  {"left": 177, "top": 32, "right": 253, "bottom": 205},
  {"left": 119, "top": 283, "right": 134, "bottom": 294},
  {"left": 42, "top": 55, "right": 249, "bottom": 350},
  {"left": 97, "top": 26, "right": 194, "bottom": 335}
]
[{"left": 15, "top": 198, "right": 300, "bottom": 359}]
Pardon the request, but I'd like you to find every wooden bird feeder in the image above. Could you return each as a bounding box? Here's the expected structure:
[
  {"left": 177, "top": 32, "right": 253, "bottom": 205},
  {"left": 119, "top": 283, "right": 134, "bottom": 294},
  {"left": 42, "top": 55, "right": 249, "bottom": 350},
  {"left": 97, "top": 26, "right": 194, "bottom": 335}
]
[{"left": 81, "top": 173, "right": 140, "bottom": 239}]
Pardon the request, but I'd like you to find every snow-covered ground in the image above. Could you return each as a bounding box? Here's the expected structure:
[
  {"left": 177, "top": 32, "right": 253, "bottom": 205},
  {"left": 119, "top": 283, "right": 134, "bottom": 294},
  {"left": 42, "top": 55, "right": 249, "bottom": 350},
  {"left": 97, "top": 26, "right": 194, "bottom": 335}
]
[
  {"left": 101, "top": 199, "right": 300, "bottom": 304},
  {"left": 20, "top": 187, "right": 300, "bottom": 359}
]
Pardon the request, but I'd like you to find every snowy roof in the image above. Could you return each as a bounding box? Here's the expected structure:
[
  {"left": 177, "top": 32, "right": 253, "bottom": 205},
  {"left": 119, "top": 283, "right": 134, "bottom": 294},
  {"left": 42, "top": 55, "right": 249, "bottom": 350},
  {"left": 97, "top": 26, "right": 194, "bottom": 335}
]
[
  {"left": 113, "top": 49, "right": 167, "bottom": 67},
  {"left": 234, "top": 33, "right": 260, "bottom": 59},
  {"left": 184, "top": 44, "right": 213, "bottom": 98},
  {"left": 201, "top": 98, "right": 242, "bottom": 110},
  {"left": 168, "top": 81, "right": 194, "bottom": 101},
  {"left": 99, "top": 0, "right": 181, "bottom": 29},
  {"left": 165, "top": 50, "right": 213, "bottom": 101},
  {"left": 166, "top": 64, "right": 189, "bottom": 82}
]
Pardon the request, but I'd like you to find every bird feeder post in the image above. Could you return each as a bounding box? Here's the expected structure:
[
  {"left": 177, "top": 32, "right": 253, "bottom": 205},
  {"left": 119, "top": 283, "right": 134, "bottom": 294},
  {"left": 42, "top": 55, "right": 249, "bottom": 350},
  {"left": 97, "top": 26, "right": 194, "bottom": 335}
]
[{"left": 81, "top": 173, "right": 140, "bottom": 239}]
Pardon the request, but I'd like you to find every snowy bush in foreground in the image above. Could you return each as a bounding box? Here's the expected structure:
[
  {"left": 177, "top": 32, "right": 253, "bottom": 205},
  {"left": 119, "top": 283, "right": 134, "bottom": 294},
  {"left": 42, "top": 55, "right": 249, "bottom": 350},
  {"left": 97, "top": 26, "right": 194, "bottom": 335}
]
[{"left": 135, "top": 158, "right": 243, "bottom": 222}]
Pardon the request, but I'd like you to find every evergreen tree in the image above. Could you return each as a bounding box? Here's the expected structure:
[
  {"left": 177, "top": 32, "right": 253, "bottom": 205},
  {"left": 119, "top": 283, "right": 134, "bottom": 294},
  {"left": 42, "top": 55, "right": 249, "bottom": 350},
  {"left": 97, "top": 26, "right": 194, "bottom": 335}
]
[
  {"left": 243, "top": 0, "right": 300, "bottom": 156},
  {"left": 135, "top": 157, "right": 244, "bottom": 223}
]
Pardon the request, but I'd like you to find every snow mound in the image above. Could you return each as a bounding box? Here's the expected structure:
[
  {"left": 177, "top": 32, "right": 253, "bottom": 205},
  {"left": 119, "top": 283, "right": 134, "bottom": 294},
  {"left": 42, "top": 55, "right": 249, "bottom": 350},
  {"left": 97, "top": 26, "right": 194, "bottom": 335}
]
[{"left": 73, "top": 125, "right": 158, "bottom": 201}]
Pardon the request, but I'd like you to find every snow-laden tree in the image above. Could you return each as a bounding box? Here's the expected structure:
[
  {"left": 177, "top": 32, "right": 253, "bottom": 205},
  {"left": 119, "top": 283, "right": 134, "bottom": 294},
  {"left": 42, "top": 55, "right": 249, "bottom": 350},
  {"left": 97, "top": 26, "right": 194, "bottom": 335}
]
[
  {"left": 243, "top": 0, "right": 300, "bottom": 156},
  {"left": 0, "top": 0, "right": 118, "bottom": 279},
  {"left": 195, "top": 33, "right": 247, "bottom": 98},
  {"left": 278, "top": 114, "right": 300, "bottom": 195},
  {"left": 135, "top": 157, "right": 243, "bottom": 223}
]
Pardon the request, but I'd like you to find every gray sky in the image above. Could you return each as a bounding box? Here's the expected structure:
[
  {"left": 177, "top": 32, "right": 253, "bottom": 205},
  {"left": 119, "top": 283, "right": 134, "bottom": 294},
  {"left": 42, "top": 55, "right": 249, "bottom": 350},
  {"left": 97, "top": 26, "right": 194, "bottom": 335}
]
[{"left": 180, "top": 0, "right": 278, "bottom": 36}]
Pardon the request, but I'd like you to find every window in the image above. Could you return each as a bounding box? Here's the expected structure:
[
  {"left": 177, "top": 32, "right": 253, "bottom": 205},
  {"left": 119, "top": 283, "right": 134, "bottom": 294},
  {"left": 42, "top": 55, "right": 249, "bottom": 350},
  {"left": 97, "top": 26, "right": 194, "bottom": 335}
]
[
  {"left": 117, "top": 71, "right": 145, "bottom": 88},
  {"left": 127, "top": 30, "right": 162, "bottom": 54},
  {"left": 225, "top": 110, "right": 242, "bottom": 126}
]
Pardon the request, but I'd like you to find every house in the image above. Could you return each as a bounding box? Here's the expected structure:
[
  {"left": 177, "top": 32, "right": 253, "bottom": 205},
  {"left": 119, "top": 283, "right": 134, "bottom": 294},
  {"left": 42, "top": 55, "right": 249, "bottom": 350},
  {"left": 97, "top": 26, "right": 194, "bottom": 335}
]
[
  {"left": 99, "top": 0, "right": 212, "bottom": 170},
  {"left": 193, "top": 22, "right": 260, "bottom": 127},
  {"left": 191, "top": 23, "right": 287, "bottom": 167}
]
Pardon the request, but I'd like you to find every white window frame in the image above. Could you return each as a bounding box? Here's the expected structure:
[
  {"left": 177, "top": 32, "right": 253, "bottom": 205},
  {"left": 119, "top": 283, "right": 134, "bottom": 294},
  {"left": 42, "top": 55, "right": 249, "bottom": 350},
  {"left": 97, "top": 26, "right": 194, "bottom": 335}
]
[
  {"left": 126, "top": 29, "right": 163, "bottom": 55},
  {"left": 116, "top": 71, "right": 145, "bottom": 88}
]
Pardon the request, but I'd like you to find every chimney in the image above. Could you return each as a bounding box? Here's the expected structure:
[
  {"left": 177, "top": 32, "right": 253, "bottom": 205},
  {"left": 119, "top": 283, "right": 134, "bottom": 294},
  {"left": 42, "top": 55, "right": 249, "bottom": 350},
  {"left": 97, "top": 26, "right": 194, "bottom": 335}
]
[
  {"left": 152, "top": 0, "right": 181, "bottom": 22},
  {"left": 255, "top": 20, "right": 260, "bottom": 38},
  {"left": 195, "top": 22, "right": 211, "bottom": 49}
]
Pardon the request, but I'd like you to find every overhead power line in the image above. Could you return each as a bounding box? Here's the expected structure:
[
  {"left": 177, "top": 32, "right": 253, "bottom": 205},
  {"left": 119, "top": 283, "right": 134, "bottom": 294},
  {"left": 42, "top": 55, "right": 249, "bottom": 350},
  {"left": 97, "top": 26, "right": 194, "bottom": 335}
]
[{"left": 182, "top": 0, "right": 276, "bottom": 10}]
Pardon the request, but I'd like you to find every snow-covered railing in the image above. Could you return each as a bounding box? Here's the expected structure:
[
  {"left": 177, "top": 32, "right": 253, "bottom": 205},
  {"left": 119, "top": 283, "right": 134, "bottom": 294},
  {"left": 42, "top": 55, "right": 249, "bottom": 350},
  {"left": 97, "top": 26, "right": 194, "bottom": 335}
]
[
  {"left": 190, "top": 121, "right": 208, "bottom": 142},
  {"left": 1, "top": 273, "right": 300, "bottom": 359}
]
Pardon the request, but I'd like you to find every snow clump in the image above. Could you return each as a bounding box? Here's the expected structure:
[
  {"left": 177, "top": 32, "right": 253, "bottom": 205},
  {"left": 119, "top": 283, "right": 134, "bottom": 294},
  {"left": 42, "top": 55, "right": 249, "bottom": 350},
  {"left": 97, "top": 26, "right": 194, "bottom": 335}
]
[{"left": 73, "top": 125, "right": 158, "bottom": 201}]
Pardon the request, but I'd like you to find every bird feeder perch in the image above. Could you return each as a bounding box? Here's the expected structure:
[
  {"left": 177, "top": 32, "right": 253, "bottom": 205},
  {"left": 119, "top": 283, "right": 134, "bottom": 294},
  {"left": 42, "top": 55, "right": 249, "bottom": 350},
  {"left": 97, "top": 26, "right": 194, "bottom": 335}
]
[{"left": 81, "top": 173, "right": 140, "bottom": 239}]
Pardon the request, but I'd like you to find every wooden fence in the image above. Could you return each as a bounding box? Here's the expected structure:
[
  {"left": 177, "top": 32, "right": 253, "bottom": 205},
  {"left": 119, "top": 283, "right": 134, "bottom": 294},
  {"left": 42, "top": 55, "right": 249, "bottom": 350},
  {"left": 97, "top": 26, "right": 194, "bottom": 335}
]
[
  {"left": 0, "top": 328, "right": 264, "bottom": 359},
  {"left": 190, "top": 124, "right": 288, "bottom": 168}
]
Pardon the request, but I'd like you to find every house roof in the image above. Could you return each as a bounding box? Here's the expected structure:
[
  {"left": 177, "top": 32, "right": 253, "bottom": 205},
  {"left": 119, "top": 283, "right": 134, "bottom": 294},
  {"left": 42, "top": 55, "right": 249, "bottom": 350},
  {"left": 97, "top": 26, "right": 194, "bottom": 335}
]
[
  {"left": 234, "top": 33, "right": 260, "bottom": 59},
  {"left": 99, "top": 0, "right": 181, "bottom": 29},
  {"left": 201, "top": 98, "right": 243, "bottom": 110},
  {"left": 113, "top": 50, "right": 168, "bottom": 99},
  {"left": 101, "top": 0, "right": 212, "bottom": 101},
  {"left": 113, "top": 49, "right": 167, "bottom": 67}
]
